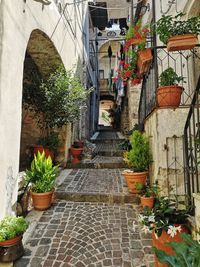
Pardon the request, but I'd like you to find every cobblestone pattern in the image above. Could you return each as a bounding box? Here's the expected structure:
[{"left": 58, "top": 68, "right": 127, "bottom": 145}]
[
  {"left": 91, "top": 156, "right": 124, "bottom": 164},
  {"left": 96, "top": 132, "right": 119, "bottom": 140},
  {"left": 14, "top": 201, "right": 154, "bottom": 267},
  {"left": 94, "top": 144, "right": 123, "bottom": 156},
  {"left": 56, "top": 169, "right": 126, "bottom": 195}
]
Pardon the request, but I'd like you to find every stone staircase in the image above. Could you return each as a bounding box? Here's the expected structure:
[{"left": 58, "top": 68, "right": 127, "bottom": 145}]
[{"left": 55, "top": 130, "right": 138, "bottom": 205}]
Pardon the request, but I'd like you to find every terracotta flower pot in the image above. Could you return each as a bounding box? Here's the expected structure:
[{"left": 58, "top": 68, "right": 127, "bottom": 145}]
[
  {"left": 140, "top": 196, "right": 154, "bottom": 209},
  {"left": 167, "top": 34, "right": 198, "bottom": 52},
  {"left": 74, "top": 141, "right": 84, "bottom": 148},
  {"left": 0, "top": 235, "right": 22, "bottom": 247},
  {"left": 156, "top": 85, "right": 183, "bottom": 108},
  {"left": 152, "top": 225, "right": 188, "bottom": 267},
  {"left": 122, "top": 171, "right": 148, "bottom": 193},
  {"left": 33, "top": 145, "right": 54, "bottom": 160},
  {"left": 70, "top": 146, "right": 83, "bottom": 164},
  {"left": 137, "top": 48, "right": 153, "bottom": 75},
  {"left": 30, "top": 190, "right": 54, "bottom": 210}
]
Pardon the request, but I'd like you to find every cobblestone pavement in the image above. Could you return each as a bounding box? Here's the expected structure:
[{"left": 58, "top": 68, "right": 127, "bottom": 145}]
[
  {"left": 56, "top": 169, "right": 125, "bottom": 195},
  {"left": 91, "top": 157, "right": 124, "bottom": 164},
  {"left": 14, "top": 130, "right": 154, "bottom": 267},
  {"left": 15, "top": 201, "right": 154, "bottom": 267}
]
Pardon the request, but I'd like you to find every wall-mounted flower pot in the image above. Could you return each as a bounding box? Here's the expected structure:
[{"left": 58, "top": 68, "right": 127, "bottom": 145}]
[
  {"left": 30, "top": 190, "right": 54, "bottom": 210},
  {"left": 137, "top": 48, "right": 153, "bottom": 75},
  {"left": 156, "top": 85, "right": 183, "bottom": 108},
  {"left": 70, "top": 146, "right": 83, "bottom": 164},
  {"left": 140, "top": 196, "right": 154, "bottom": 209},
  {"left": 167, "top": 34, "right": 198, "bottom": 52},
  {"left": 122, "top": 171, "right": 148, "bottom": 193}
]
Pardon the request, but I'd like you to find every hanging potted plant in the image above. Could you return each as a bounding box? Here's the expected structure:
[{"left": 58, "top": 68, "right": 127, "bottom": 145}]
[
  {"left": 124, "top": 21, "right": 149, "bottom": 51},
  {"left": 25, "top": 151, "right": 59, "bottom": 210},
  {"left": 122, "top": 130, "right": 152, "bottom": 193},
  {"left": 138, "top": 197, "right": 190, "bottom": 267},
  {"left": 156, "top": 67, "right": 184, "bottom": 108},
  {"left": 156, "top": 13, "right": 200, "bottom": 51},
  {"left": 0, "top": 216, "right": 29, "bottom": 262}
]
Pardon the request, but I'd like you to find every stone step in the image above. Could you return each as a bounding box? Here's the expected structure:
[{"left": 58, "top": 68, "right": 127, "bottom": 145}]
[
  {"left": 55, "top": 191, "right": 138, "bottom": 204},
  {"left": 55, "top": 169, "right": 139, "bottom": 204},
  {"left": 66, "top": 162, "right": 126, "bottom": 169},
  {"left": 95, "top": 150, "right": 124, "bottom": 157},
  {"left": 91, "top": 139, "right": 125, "bottom": 144}
]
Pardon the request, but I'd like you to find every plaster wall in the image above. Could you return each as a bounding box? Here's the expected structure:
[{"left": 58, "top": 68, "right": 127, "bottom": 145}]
[
  {"left": 0, "top": 0, "right": 90, "bottom": 219},
  {"left": 127, "top": 82, "right": 141, "bottom": 131},
  {"left": 145, "top": 108, "right": 189, "bottom": 196}
]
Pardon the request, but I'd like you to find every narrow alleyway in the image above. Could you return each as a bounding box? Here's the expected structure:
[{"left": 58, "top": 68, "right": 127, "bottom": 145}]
[{"left": 14, "top": 130, "right": 154, "bottom": 267}]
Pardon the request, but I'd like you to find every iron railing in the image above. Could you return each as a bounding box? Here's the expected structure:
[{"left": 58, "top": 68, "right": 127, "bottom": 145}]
[
  {"left": 138, "top": 46, "right": 200, "bottom": 129},
  {"left": 183, "top": 75, "right": 200, "bottom": 202}
]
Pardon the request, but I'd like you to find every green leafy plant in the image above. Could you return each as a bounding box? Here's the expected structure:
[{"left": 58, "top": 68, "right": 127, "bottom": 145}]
[
  {"left": 138, "top": 196, "right": 189, "bottom": 237},
  {"left": 0, "top": 216, "right": 29, "bottom": 241},
  {"left": 23, "top": 66, "right": 93, "bottom": 147},
  {"left": 153, "top": 233, "right": 200, "bottom": 266},
  {"left": 25, "top": 151, "right": 59, "bottom": 193},
  {"left": 156, "top": 13, "right": 200, "bottom": 44},
  {"left": 159, "top": 67, "right": 184, "bottom": 87},
  {"left": 125, "top": 130, "right": 152, "bottom": 172},
  {"left": 38, "top": 132, "right": 59, "bottom": 150}
]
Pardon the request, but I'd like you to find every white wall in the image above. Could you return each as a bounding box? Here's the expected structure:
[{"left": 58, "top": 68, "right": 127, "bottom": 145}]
[{"left": 0, "top": 0, "right": 89, "bottom": 219}]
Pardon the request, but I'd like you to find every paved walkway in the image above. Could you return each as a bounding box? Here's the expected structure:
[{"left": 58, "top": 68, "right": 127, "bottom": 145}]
[{"left": 14, "top": 130, "right": 154, "bottom": 267}]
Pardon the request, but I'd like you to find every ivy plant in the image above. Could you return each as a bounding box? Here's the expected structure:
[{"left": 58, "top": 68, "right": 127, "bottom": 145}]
[{"left": 156, "top": 13, "right": 200, "bottom": 44}]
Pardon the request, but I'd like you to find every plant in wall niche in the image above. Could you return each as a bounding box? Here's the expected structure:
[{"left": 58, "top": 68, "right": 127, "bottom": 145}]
[
  {"left": 153, "top": 233, "right": 200, "bottom": 267},
  {"left": 157, "top": 67, "right": 184, "bottom": 108},
  {"left": 156, "top": 13, "right": 200, "bottom": 51},
  {"left": 122, "top": 130, "right": 152, "bottom": 193}
]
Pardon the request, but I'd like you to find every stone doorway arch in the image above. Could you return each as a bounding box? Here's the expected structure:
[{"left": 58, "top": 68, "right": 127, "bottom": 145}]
[{"left": 20, "top": 29, "right": 64, "bottom": 170}]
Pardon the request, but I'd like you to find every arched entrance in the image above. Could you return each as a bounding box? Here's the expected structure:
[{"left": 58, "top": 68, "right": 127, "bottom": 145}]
[{"left": 20, "top": 29, "right": 63, "bottom": 170}]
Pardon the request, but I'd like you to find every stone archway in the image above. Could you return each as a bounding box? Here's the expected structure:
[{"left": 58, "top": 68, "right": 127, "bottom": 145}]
[{"left": 19, "top": 29, "right": 64, "bottom": 170}]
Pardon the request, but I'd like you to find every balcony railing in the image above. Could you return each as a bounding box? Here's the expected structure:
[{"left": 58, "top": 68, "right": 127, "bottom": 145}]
[
  {"left": 138, "top": 46, "right": 200, "bottom": 130},
  {"left": 183, "top": 75, "right": 200, "bottom": 204}
]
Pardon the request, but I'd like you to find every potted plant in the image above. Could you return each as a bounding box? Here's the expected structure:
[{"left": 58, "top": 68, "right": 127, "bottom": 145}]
[
  {"left": 138, "top": 197, "right": 190, "bottom": 267},
  {"left": 25, "top": 151, "right": 59, "bottom": 210},
  {"left": 154, "top": 233, "right": 200, "bottom": 266},
  {"left": 156, "top": 13, "right": 200, "bottom": 51},
  {"left": 0, "top": 216, "right": 29, "bottom": 247},
  {"left": 34, "top": 132, "right": 59, "bottom": 160},
  {"left": 70, "top": 142, "right": 84, "bottom": 164},
  {"left": 138, "top": 182, "right": 159, "bottom": 209},
  {"left": 23, "top": 66, "right": 92, "bottom": 160},
  {"left": 156, "top": 67, "right": 184, "bottom": 108},
  {"left": 122, "top": 130, "right": 152, "bottom": 193}
]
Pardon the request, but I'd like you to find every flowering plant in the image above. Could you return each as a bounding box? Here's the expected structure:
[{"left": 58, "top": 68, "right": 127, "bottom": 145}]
[
  {"left": 138, "top": 196, "right": 189, "bottom": 238},
  {"left": 124, "top": 21, "right": 150, "bottom": 51}
]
